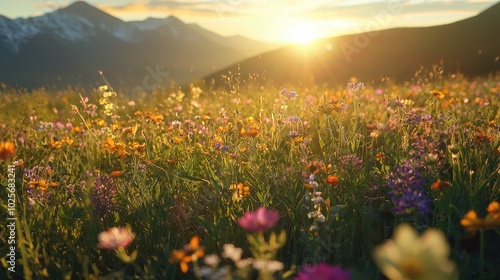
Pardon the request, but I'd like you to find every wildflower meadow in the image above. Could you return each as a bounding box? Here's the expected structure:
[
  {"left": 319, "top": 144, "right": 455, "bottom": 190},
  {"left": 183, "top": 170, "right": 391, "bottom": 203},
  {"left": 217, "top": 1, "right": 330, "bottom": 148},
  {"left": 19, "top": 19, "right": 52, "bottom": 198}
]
[{"left": 1, "top": 67, "right": 500, "bottom": 279}]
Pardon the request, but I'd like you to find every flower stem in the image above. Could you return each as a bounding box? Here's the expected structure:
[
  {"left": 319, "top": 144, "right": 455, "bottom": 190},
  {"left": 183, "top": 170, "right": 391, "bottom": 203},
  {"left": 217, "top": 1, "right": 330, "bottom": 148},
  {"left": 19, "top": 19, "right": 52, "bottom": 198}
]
[{"left": 479, "top": 229, "right": 484, "bottom": 278}]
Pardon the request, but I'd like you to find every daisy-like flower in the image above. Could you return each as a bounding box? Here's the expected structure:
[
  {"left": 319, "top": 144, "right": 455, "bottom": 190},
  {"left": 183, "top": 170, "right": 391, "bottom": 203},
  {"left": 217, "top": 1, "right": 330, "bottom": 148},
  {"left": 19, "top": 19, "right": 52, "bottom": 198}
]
[
  {"left": 373, "top": 223, "right": 458, "bottom": 280},
  {"left": 237, "top": 207, "right": 280, "bottom": 233},
  {"left": 169, "top": 236, "right": 205, "bottom": 273},
  {"left": 98, "top": 226, "right": 134, "bottom": 250}
]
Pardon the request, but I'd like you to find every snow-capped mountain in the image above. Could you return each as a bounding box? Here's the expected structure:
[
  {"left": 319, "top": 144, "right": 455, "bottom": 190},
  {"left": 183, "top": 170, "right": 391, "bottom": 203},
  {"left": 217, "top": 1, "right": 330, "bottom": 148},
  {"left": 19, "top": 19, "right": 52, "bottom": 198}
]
[{"left": 0, "top": 1, "right": 278, "bottom": 89}]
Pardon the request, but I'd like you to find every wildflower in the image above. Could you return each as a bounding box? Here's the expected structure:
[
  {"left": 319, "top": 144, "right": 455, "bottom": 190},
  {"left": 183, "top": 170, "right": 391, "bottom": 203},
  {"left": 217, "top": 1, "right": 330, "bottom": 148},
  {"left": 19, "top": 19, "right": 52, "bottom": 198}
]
[
  {"left": 347, "top": 82, "right": 365, "bottom": 93},
  {"left": 48, "top": 139, "right": 63, "bottom": 149},
  {"left": 307, "top": 161, "right": 325, "bottom": 174},
  {"left": 431, "top": 179, "right": 450, "bottom": 190},
  {"left": 430, "top": 90, "right": 445, "bottom": 99},
  {"left": 169, "top": 236, "right": 205, "bottom": 273},
  {"left": 222, "top": 243, "right": 243, "bottom": 262},
  {"left": 326, "top": 175, "right": 339, "bottom": 187},
  {"left": 294, "top": 263, "right": 351, "bottom": 280},
  {"left": 0, "top": 141, "right": 15, "bottom": 160},
  {"left": 340, "top": 154, "right": 363, "bottom": 170},
  {"left": 387, "top": 161, "right": 431, "bottom": 215},
  {"left": 237, "top": 206, "right": 280, "bottom": 233},
  {"left": 280, "top": 88, "right": 299, "bottom": 100},
  {"left": 460, "top": 210, "right": 484, "bottom": 233},
  {"left": 229, "top": 183, "right": 251, "bottom": 200},
  {"left": 109, "top": 171, "right": 123, "bottom": 178},
  {"left": 253, "top": 260, "right": 284, "bottom": 273},
  {"left": 92, "top": 175, "right": 117, "bottom": 215},
  {"left": 98, "top": 226, "right": 134, "bottom": 250},
  {"left": 461, "top": 201, "right": 500, "bottom": 233},
  {"left": 289, "top": 130, "right": 300, "bottom": 138},
  {"left": 29, "top": 179, "right": 48, "bottom": 191},
  {"left": 373, "top": 223, "right": 458, "bottom": 280}
]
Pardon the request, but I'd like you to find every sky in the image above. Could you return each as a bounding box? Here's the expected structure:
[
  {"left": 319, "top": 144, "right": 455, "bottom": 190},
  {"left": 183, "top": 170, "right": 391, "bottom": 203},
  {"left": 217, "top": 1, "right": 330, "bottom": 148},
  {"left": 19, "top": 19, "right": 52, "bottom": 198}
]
[{"left": 0, "top": 0, "right": 498, "bottom": 43}]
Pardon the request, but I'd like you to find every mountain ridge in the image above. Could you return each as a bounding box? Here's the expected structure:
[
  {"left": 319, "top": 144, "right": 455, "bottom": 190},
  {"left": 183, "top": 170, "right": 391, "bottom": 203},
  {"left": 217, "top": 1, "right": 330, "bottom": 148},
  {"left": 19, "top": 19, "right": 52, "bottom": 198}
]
[
  {"left": 0, "top": 1, "right": 278, "bottom": 89},
  {"left": 204, "top": 1, "right": 500, "bottom": 86}
]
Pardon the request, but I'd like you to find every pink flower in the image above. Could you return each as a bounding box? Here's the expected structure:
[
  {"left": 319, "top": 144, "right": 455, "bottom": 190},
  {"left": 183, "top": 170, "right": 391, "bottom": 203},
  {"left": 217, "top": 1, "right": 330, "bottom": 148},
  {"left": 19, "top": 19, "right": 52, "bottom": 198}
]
[
  {"left": 237, "top": 207, "right": 279, "bottom": 233},
  {"left": 294, "top": 263, "right": 350, "bottom": 280},
  {"left": 98, "top": 227, "right": 134, "bottom": 250}
]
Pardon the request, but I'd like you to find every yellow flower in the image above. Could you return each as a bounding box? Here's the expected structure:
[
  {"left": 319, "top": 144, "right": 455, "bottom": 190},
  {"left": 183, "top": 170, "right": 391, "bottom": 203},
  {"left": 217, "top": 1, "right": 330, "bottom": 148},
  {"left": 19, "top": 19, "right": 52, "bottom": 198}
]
[
  {"left": 0, "top": 141, "right": 15, "bottom": 160},
  {"left": 169, "top": 236, "right": 204, "bottom": 273},
  {"left": 48, "top": 139, "right": 63, "bottom": 149},
  {"left": 460, "top": 210, "right": 484, "bottom": 233},
  {"left": 430, "top": 90, "right": 445, "bottom": 99},
  {"left": 229, "top": 183, "right": 250, "bottom": 200},
  {"left": 29, "top": 179, "right": 48, "bottom": 191},
  {"left": 373, "top": 223, "right": 457, "bottom": 280}
]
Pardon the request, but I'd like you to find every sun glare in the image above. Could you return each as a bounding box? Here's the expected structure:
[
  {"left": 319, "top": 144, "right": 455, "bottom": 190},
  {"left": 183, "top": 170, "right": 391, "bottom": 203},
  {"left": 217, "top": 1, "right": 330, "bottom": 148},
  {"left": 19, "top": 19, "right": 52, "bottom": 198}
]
[{"left": 284, "top": 22, "right": 319, "bottom": 45}]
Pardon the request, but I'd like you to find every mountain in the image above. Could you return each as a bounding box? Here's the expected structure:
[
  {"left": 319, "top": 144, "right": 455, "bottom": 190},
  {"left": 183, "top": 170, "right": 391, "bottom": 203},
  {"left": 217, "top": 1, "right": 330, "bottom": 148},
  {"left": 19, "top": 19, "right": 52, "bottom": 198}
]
[
  {"left": 0, "top": 1, "right": 278, "bottom": 89},
  {"left": 204, "top": 2, "right": 500, "bottom": 86}
]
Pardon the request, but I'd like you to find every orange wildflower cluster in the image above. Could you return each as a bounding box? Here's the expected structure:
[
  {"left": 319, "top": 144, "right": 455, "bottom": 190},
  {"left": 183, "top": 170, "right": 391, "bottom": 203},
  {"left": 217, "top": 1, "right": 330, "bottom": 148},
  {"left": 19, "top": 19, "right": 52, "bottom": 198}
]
[
  {"left": 474, "top": 128, "right": 493, "bottom": 145},
  {"left": 460, "top": 201, "right": 500, "bottom": 233},
  {"left": 29, "top": 179, "right": 59, "bottom": 191},
  {"left": 102, "top": 137, "right": 146, "bottom": 158},
  {"left": 240, "top": 127, "right": 259, "bottom": 137},
  {"left": 430, "top": 89, "right": 445, "bottom": 99},
  {"left": 169, "top": 236, "right": 205, "bottom": 273},
  {"left": 0, "top": 141, "right": 15, "bottom": 160},
  {"left": 229, "top": 183, "right": 251, "bottom": 200}
]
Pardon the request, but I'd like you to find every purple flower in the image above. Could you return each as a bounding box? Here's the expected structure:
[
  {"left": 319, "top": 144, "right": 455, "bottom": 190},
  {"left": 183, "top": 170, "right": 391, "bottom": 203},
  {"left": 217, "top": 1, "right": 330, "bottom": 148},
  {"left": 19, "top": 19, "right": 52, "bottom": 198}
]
[
  {"left": 387, "top": 161, "right": 431, "bottom": 215},
  {"left": 92, "top": 175, "right": 117, "bottom": 216},
  {"left": 340, "top": 154, "right": 363, "bottom": 170},
  {"left": 237, "top": 207, "right": 279, "bottom": 233},
  {"left": 294, "top": 263, "right": 350, "bottom": 280},
  {"left": 280, "top": 88, "right": 299, "bottom": 100}
]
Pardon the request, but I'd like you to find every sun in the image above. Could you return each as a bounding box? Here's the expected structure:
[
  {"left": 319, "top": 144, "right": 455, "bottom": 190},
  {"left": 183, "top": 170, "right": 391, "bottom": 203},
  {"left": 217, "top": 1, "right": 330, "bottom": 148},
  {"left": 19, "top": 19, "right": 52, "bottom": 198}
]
[{"left": 284, "top": 22, "right": 319, "bottom": 45}]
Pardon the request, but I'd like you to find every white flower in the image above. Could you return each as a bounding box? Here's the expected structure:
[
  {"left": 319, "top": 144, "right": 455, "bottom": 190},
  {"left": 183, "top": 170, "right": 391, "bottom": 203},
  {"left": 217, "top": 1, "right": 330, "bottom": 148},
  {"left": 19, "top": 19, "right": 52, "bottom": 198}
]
[
  {"left": 253, "top": 260, "right": 284, "bottom": 273},
  {"left": 373, "top": 223, "right": 458, "bottom": 280},
  {"left": 317, "top": 214, "right": 326, "bottom": 223},
  {"left": 204, "top": 254, "right": 220, "bottom": 267},
  {"left": 222, "top": 243, "right": 243, "bottom": 262},
  {"left": 235, "top": 258, "right": 254, "bottom": 269}
]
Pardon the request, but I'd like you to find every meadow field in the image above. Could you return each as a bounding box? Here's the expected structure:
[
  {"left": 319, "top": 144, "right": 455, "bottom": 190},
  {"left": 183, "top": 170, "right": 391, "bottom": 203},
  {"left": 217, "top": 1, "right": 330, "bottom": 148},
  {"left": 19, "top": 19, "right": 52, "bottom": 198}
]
[{"left": 1, "top": 68, "right": 500, "bottom": 279}]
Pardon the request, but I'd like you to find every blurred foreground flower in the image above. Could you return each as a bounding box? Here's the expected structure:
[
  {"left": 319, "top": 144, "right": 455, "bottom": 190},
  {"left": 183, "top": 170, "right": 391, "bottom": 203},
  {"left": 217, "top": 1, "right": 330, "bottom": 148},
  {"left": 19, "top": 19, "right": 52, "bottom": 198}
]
[
  {"left": 0, "top": 141, "right": 15, "bottom": 160},
  {"left": 169, "top": 236, "right": 205, "bottom": 273},
  {"left": 460, "top": 201, "right": 500, "bottom": 233},
  {"left": 294, "top": 263, "right": 350, "bottom": 280},
  {"left": 238, "top": 206, "right": 280, "bottom": 233},
  {"left": 98, "top": 226, "right": 134, "bottom": 250},
  {"left": 373, "top": 223, "right": 457, "bottom": 280}
]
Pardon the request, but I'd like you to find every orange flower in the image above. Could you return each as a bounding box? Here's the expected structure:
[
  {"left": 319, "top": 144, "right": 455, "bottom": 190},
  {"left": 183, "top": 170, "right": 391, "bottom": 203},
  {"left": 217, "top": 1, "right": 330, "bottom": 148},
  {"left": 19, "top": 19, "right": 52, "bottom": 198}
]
[
  {"left": 430, "top": 90, "right": 445, "bottom": 99},
  {"left": 110, "top": 171, "right": 123, "bottom": 178},
  {"left": 487, "top": 201, "right": 500, "bottom": 215},
  {"left": 169, "top": 236, "right": 204, "bottom": 273},
  {"left": 229, "top": 183, "right": 250, "bottom": 199},
  {"left": 326, "top": 175, "right": 339, "bottom": 187},
  {"left": 460, "top": 210, "right": 484, "bottom": 233},
  {"left": 431, "top": 179, "right": 450, "bottom": 190},
  {"left": 48, "top": 139, "right": 63, "bottom": 149},
  {"left": 249, "top": 128, "right": 259, "bottom": 137},
  {"left": 29, "top": 179, "right": 48, "bottom": 191},
  {"left": 0, "top": 141, "right": 15, "bottom": 160}
]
